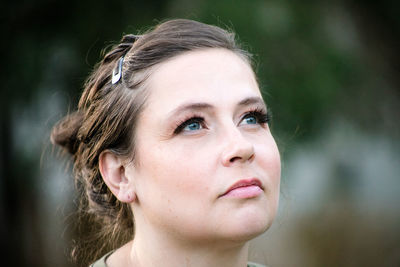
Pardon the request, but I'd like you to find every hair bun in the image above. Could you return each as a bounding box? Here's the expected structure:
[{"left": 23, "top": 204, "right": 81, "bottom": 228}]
[
  {"left": 121, "top": 34, "right": 140, "bottom": 44},
  {"left": 51, "top": 111, "right": 84, "bottom": 155}
]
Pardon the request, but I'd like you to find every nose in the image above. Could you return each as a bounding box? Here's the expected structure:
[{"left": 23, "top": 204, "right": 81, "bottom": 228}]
[{"left": 221, "top": 127, "right": 255, "bottom": 167}]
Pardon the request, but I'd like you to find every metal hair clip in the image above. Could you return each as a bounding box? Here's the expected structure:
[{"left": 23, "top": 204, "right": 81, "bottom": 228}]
[{"left": 111, "top": 56, "right": 124, "bottom": 84}]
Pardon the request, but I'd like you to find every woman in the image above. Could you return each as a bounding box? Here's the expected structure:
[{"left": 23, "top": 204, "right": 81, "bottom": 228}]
[{"left": 51, "top": 19, "right": 281, "bottom": 267}]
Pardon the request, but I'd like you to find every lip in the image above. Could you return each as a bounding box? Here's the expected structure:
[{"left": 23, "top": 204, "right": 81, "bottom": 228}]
[{"left": 220, "top": 178, "right": 264, "bottom": 198}]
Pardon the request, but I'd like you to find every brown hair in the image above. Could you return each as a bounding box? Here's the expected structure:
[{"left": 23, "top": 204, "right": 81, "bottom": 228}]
[{"left": 51, "top": 19, "right": 252, "bottom": 265}]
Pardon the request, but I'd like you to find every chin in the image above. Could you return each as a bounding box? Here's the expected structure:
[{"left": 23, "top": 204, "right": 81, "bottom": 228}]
[{"left": 220, "top": 206, "right": 276, "bottom": 243}]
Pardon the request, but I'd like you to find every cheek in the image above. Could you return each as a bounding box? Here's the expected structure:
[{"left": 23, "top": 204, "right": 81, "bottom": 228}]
[
  {"left": 136, "top": 142, "right": 212, "bottom": 203},
  {"left": 256, "top": 137, "right": 281, "bottom": 194},
  {"left": 256, "top": 140, "right": 281, "bottom": 227},
  {"left": 135, "top": 144, "right": 216, "bottom": 235}
]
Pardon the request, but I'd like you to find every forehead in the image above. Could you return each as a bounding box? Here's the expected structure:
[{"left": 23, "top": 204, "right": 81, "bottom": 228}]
[{"left": 145, "top": 48, "right": 261, "bottom": 110}]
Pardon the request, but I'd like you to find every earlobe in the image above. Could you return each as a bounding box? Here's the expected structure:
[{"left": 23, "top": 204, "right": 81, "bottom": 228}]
[
  {"left": 99, "top": 151, "right": 136, "bottom": 203},
  {"left": 118, "top": 181, "right": 137, "bottom": 203}
]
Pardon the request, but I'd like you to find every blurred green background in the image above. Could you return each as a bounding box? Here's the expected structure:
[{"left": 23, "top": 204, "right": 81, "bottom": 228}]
[{"left": 1, "top": 0, "right": 399, "bottom": 266}]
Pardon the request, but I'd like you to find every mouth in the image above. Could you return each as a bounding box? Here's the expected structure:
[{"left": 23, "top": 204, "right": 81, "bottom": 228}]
[{"left": 219, "top": 178, "right": 264, "bottom": 199}]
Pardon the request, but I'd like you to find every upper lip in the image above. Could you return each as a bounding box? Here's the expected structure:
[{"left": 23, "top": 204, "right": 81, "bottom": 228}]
[{"left": 220, "top": 178, "right": 263, "bottom": 197}]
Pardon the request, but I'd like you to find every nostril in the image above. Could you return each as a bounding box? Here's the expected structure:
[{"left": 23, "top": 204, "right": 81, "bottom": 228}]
[
  {"left": 229, "top": 154, "right": 254, "bottom": 163},
  {"left": 229, "top": 156, "right": 241, "bottom": 163}
]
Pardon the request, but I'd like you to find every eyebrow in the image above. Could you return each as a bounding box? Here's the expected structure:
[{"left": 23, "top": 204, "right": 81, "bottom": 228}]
[
  {"left": 237, "top": 96, "right": 266, "bottom": 108},
  {"left": 167, "top": 102, "right": 214, "bottom": 118},
  {"left": 167, "top": 96, "right": 266, "bottom": 118}
]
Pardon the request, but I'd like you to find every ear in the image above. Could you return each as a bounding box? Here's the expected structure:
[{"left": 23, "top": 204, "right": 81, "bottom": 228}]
[{"left": 99, "top": 151, "right": 136, "bottom": 203}]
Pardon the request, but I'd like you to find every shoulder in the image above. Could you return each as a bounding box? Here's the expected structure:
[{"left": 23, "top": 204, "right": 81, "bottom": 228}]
[{"left": 247, "top": 261, "right": 267, "bottom": 267}]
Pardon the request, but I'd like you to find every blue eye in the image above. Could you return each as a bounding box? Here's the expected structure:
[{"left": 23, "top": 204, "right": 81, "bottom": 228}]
[
  {"left": 184, "top": 121, "right": 201, "bottom": 131},
  {"left": 240, "top": 110, "right": 270, "bottom": 126},
  {"left": 174, "top": 117, "right": 205, "bottom": 134},
  {"left": 243, "top": 115, "right": 257, "bottom": 125}
]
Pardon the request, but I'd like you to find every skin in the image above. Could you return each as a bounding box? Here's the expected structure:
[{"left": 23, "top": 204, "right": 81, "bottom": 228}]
[{"left": 100, "top": 48, "right": 281, "bottom": 267}]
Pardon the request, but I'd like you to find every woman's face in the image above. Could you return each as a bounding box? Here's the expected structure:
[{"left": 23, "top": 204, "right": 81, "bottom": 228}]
[{"left": 126, "top": 48, "right": 281, "bottom": 244}]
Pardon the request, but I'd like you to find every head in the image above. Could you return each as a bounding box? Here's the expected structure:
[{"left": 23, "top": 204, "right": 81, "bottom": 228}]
[{"left": 51, "top": 19, "right": 280, "bottom": 262}]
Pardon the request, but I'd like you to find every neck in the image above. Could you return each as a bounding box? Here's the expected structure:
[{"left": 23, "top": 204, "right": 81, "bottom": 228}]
[{"left": 128, "top": 222, "right": 250, "bottom": 267}]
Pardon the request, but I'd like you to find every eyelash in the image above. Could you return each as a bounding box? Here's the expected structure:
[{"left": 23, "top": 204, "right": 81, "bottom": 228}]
[
  {"left": 173, "top": 108, "right": 271, "bottom": 135},
  {"left": 242, "top": 108, "right": 271, "bottom": 125},
  {"left": 173, "top": 116, "right": 206, "bottom": 134}
]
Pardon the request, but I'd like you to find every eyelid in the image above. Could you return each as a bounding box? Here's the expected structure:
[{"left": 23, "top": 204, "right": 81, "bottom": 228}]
[
  {"left": 173, "top": 116, "right": 206, "bottom": 135},
  {"left": 171, "top": 106, "right": 270, "bottom": 135},
  {"left": 239, "top": 108, "right": 270, "bottom": 126}
]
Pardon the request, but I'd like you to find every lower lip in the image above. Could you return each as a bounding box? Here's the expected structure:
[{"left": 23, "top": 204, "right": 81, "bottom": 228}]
[{"left": 222, "top": 185, "right": 263, "bottom": 198}]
